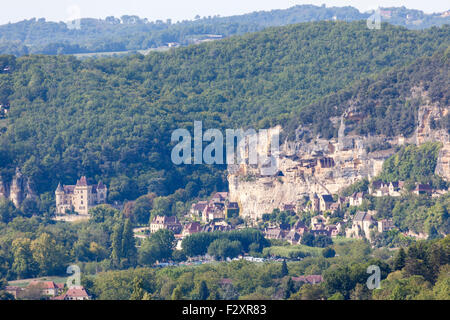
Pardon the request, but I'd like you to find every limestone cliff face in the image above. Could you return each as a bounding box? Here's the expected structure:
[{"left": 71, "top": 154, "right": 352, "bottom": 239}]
[
  {"left": 414, "top": 103, "right": 450, "bottom": 180},
  {"left": 0, "top": 168, "right": 36, "bottom": 207},
  {"left": 228, "top": 101, "right": 449, "bottom": 220}
]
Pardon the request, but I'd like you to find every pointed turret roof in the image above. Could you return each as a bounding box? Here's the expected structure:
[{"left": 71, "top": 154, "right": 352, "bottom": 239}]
[
  {"left": 56, "top": 182, "right": 63, "bottom": 192},
  {"left": 97, "top": 181, "right": 106, "bottom": 189},
  {"left": 76, "top": 176, "right": 88, "bottom": 186}
]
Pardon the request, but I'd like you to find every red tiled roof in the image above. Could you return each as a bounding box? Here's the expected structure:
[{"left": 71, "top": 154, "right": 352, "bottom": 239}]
[
  {"left": 28, "top": 280, "right": 58, "bottom": 289},
  {"left": 66, "top": 286, "right": 89, "bottom": 298},
  {"left": 291, "top": 275, "right": 323, "bottom": 284}
]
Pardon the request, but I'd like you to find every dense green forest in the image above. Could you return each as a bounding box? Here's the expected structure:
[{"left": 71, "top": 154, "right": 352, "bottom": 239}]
[
  {"left": 284, "top": 48, "right": 450, "bottom": 141},
  {"left": 0, "top": 21, "right": 449, "bottom": 207},
  {"left": 378, "top": 142, "right": 446, "bottom": 188},
  {"left": 0, "top": 5, "right": 449, "bottom": 56}
]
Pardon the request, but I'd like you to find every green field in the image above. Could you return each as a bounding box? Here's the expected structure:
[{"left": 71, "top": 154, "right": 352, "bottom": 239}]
[
  {"left": 8, "top": 276, "right": 68, "bottom": 288},
  {"left": 263, "top": 244, "right": 324, "bottom": 258}
]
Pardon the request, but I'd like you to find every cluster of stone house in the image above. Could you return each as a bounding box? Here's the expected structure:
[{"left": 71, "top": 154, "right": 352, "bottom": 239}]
[
  {"left": 369, "top": 180, "right": 437, "bottom": 197},
  {"left": 149, "top": 215, "right": 233, "bottom": 237},
  {"left": 190, "top": 192, "right": 239, "bottom": 223},
  {"left": 264, "top": 215, "right": 343, "bottom": 244},
  {"left": 369, "top": 180, "right": 405, "bottom": 197},
  {"left": 6, "top": 281, "right": 90, "bottom": 300},
  {"left": 55, "top": 176, "right": 107, "bottom": 215}
]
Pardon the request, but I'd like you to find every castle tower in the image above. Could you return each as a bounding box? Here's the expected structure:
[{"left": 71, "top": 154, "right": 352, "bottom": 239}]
[
  {"left": 74, "top": 176, "right": 89, "bottom": 215},
  {"left": 96, "top": 181, "right": 107, "bottom": 203},
  {"left": 55, "top": 182, "right": 64, "bottom": 214}
]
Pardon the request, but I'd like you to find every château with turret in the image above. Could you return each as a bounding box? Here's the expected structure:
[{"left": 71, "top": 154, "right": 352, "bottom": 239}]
[{"left": 55, "top": 176, "right": 107, "bottom": 215}]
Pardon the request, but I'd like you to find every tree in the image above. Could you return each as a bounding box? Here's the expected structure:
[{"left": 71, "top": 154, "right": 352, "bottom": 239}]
[
  {"left": 322, "top": 247, "right": 336, "bottom": 258},
  {"left": 111, "top": 221, "right": 124, "bottom": 265},
  {"left": 281, "top": 260, "right": 288, "bottom": 277},
  {"left": 284, "top": 277, "right": 295, "bottom": 299},
  {"left": 130, "top": 277, "right": 146, "bottom": 300},
  {"left": 31, "top": 233, "right": 66, "bottom": 276},
  {"left": 393, "top": 247, "right": 406, "bottom": 271},
  {"left": 139, "top": 229, "right": 175, "bottom": 265},
  {"left": 350, "top": 283, "right": 371, "bottom": 300},
  {"left": 0, "top": 198, "right": 17, "bottom": 223},
  {"left": 197, "top": 280, "right": 209, "bottom": 300},
  {"left": 111, "top": 219, "right": 137, "bottom": 267},
  {"left": 89, "top": 205, "right": 120, "bottom": 223},
  {"left": 0, "top": 278, "right": 14, "bottom": 300},
  {"left": 290, "top": 283, "right": 326, "bottom": 300},
  {"left": 122, "top": 219, "right": 137, "bottom": 266},
  {"left": 11, "top": 238, "right": 38, "bottom": 279},
  {"left": 172, "top": 286, "right": 182, "bottom": 300},
  {"left": 130, "top": 194, "right": 155, "bottom": 225},
  {"left": 207, "top": 239, "right": 242, "bottom": 260}
]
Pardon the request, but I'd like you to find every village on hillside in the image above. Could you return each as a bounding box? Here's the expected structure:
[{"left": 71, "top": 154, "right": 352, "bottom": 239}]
[{"left": 34, "top": 173, "right": 447, "bottom": 250}]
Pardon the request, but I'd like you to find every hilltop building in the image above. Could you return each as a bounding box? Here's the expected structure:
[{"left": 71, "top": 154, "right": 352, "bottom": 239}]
[{"left": 55, "top": 176, "right": 107, "bottom": 215}]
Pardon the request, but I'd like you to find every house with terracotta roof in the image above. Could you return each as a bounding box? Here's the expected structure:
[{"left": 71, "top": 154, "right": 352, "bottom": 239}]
[
  {"left": 414, "top": 183, "right": 433, "bottom": 196},
  {"left": 53, "top": 286, "right": 90, "bottom": 300},
  {"left": 182, "top": 221, "right": 202, "bottom": 236},
  {"left": 190, "top": 201, "right": 208, "bottom": 217},
  {"left": 27, "top": 281, "right": 64, "bottom": 297}
]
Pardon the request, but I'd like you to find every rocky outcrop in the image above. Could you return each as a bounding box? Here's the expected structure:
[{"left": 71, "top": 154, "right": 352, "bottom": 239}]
[
  {"left": 0, "top": 167, "right": 36, "bottom": 207},
  {"left": 414, "top": 103, "right": 450, "bottom": 180}
]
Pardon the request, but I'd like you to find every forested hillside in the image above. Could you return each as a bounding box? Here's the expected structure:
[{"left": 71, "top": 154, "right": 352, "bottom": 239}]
[
  {"left": 0, "top": 21, "right": 449, "bottom": 207},
  {"left": 0, "top": 5, "right": 449, "bottom": 55},
  {"left": 284, "top": 47, "right": 450, "bottom": 141}
]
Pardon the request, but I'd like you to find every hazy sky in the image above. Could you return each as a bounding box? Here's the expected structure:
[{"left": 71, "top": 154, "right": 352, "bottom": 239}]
[{"left": 1, "top": 0, "right": 449, "bottom": 25}]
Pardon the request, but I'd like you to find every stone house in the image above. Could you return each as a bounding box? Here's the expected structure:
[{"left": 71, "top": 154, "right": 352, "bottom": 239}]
[
  {"left": 150, "top": 215, "right": 182, "bottom": 234},
  {"left": 349, "top": 192, "right": 365, "bottom": 207},
  {"left": 27, "top": 281, "right": 64, "bottom": 297},
  {"left": 378, "top": 219, "right": 395, "bottom": 232},
  {"left": 190, "top": 201, "right": 208, "bottom": 217},
  {"left": 346, "top": 211, "right": 375, "bottom": 239},
  {"left": 285, "top": 230, "right": 301, "bottom": 244},
  {"left": 414, "top": 183, "right": 432, "bottom": 196},
  {"left": 319, "top": 194, "right": 334, "bottom": 211},
  {"left": 182, "top": 221, "right": 202, "bottom": 236}
]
